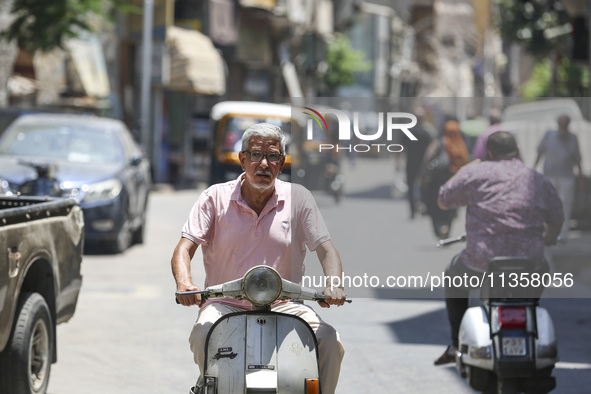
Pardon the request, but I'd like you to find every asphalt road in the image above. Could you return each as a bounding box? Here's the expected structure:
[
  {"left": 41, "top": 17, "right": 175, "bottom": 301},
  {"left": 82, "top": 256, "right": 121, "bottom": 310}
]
[{"left": 48, "top": 157, "right": 591, "bottom": 393}]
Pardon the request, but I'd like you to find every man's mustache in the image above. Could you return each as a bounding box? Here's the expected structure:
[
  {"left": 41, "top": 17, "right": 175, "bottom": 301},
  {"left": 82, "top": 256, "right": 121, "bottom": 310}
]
[{"left": 255, "top": 170, "right": 273, "bottom": 177}]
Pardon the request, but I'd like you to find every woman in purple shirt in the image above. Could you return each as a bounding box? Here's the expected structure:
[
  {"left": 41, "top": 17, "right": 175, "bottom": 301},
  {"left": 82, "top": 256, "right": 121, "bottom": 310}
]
[{"left": 433, "top": 131, "right": 564, "bottom": 365}]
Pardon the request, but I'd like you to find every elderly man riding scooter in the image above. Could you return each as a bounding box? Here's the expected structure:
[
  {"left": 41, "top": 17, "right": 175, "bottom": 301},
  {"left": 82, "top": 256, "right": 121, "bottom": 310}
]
[{"left": 172, "top": 123, "right": 346, "bottom": 394}]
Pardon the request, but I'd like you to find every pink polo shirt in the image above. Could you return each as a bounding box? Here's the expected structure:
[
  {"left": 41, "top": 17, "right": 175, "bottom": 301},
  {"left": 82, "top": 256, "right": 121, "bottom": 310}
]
[{"left": 181, "top": 174, "right": 330, "bottom": 308}]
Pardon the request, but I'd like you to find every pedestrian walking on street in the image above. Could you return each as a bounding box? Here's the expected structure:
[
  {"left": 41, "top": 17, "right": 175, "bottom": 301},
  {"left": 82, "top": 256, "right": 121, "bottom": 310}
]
[
  {"left": 421, "top": 118, "right": 469, "bottom": 238},
  {"left": 534, "top": 115, "right": 584, "bottom": 242},
  {"left": 471, "top": 108, "right": 502, "bottom": 160},
  {"left": 403, "top": 106, "right": 433, "bottom": 219}
]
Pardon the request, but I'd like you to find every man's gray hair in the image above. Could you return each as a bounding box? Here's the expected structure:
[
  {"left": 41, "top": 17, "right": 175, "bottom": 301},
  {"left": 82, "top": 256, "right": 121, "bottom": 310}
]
[{"left": 241, "top": 123, "right": 287, "bottom": 154}]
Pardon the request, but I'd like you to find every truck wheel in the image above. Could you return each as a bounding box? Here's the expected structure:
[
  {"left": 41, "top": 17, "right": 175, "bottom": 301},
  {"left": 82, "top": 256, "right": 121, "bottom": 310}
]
[{"left": 0, "top": 292, "right": 53, "bottom": 394}]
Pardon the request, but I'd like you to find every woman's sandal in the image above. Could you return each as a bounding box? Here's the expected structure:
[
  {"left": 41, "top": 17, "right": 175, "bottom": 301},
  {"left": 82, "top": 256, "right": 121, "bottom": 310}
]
[{"left": 434, "top": 345, "right": 457, "bottom": 365}]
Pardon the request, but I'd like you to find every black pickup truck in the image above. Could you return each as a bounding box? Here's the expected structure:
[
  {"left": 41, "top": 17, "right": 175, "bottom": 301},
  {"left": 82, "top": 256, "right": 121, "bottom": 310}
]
[{"left": 0, "top": 196, "right": 84, "bottom": 393}]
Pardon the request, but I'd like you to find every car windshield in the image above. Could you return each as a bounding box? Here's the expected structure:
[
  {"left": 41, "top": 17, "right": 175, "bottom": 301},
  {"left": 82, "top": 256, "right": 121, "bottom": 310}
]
[
  {"left": 0, "top": 124, "right": 123, "bottom": 164},
  {"left": 221, "top": 116, "right": 292, "bottom": 153}
]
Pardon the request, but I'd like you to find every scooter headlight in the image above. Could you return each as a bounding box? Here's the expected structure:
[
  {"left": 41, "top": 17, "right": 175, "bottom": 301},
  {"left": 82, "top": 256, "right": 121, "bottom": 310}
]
[{"left": 243, "top": 266, "right": 282, "bottom": 306}]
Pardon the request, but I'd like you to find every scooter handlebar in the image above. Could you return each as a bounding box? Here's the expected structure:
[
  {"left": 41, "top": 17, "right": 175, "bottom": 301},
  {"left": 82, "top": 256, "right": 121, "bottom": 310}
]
[
  {"left": 281, "top": 281, "right": 352, "bottom": 303},
  {"left": 314, "top": 296, "right": 353, "bottom": 304},
  {"left": 175, "top": 290, "right": 353, "bottom": 304},
  {"left": 175, "top": 290, "right": 210, "bottom": 304}
]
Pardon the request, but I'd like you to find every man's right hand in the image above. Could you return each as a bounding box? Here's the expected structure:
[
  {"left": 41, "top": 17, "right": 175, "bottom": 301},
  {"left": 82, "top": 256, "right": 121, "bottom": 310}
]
[{"left": 175, "top": 284, "right": 204, "bottom": 307}]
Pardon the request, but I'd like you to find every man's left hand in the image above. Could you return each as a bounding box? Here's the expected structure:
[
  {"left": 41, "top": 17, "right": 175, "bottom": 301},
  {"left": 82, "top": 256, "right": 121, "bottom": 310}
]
[{"left": 319, "top": 286, "right": 347, "bottom": 308}]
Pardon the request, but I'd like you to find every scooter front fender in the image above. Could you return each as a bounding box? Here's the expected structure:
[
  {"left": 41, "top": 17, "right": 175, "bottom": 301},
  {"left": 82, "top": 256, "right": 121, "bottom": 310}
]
[{"left": 204, "top": 311, "right": 320, "bottom": 394}]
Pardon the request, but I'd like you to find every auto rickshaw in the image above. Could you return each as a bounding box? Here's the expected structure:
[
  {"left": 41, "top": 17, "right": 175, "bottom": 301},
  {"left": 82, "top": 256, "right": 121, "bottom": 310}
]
[{"left": 208, "top": 101, "right": 296, "bottom": 185}]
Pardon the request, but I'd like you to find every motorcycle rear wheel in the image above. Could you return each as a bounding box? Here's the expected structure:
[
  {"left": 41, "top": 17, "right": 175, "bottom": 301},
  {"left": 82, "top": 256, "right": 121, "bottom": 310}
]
[
  {"left": 496, "top": 377, "right": 520, "bottom": 394},
  {"left": 466, "top": 365, "right": 495, "bottom": 393}
]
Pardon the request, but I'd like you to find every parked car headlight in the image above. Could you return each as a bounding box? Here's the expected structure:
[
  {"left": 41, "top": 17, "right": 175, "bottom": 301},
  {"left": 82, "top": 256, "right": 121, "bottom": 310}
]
[
  {"left": 81, "top": 179, "right": 122, "bottom": 202},
  {"left": 0, "top": 179, "right": 9, "bottom": 194},
  {"left": 0, "top": 178, "right": 18, "bottom": 196}
]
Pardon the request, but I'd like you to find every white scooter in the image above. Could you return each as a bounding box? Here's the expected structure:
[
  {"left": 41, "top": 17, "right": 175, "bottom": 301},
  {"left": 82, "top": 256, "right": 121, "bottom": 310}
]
[
  {"left": 176, "top": 265, "right": 350, "bottom": 394},
  {"left": 438, "top": 235, "right": 558, "bottom": 393}
]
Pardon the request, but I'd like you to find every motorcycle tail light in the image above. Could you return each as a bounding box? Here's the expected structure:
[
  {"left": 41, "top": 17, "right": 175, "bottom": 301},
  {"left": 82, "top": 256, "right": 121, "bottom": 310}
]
[
  {"left": 305, "top": 378, "right": 319, "bottom": 394},
  {"left": 499, "top": 306, "right": 527, "bottom": 329}
]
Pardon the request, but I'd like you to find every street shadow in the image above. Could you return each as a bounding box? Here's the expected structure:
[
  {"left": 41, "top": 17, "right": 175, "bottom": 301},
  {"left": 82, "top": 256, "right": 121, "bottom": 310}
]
[
  {"left": 541, "top": 298, "right": 591, "bottom": 365},
  {"left": 554, "top": 368, "right": 591, "bottom": 393},
  {"left": 384, "top": 305, "right": 451, "bottom": 346}
]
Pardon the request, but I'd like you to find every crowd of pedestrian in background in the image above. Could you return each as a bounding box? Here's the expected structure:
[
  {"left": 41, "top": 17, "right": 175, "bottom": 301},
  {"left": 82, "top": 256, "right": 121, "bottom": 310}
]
[{"left": 401, "top": 108, "right": 583, "bottom": 243}]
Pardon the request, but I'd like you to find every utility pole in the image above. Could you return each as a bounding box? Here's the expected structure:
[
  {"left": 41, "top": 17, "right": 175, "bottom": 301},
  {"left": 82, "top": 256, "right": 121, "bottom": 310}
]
[{"left": 140, "top": 0, "right": 154, "bottom": 155}]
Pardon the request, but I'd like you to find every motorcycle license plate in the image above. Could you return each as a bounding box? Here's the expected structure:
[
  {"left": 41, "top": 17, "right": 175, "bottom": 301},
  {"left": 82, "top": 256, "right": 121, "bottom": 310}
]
[{"left": 502, "top": 337, "right": 526, "bottom": 356}]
